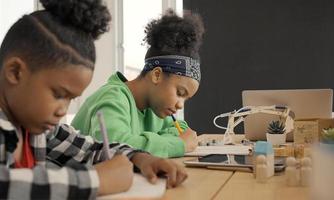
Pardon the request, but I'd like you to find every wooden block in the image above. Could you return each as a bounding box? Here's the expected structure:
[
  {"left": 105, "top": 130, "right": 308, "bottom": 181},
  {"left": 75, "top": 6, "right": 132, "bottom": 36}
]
[
  {"left": 293, "top": 120, "right": 318, "bottom": 144},
  {"left": 285, "top": 145, "right": 295, "bottom": 157},
  {"left": 273, "top": 147, "right": 286, "bottom": 157},
  {"left": 293, "top": 118, "right": 334, "bottom": 144},
  {"left": 273, "top": 144, "right": 294, "bottom": 157},
  {"left": 294, "top": 144, "right": 305, "bottom": 159},
  {"left": 273, "top": 144, "right": 311, "bottom": 158}
]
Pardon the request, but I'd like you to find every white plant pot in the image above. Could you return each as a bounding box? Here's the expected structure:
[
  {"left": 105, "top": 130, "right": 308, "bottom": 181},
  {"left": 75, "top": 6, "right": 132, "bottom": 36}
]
[{"left": 266, "top": 133, "right": 286, "bottom": 145}]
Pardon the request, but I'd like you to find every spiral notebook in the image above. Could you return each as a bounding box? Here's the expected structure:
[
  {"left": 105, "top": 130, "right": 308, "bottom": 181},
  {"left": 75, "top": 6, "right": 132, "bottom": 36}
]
[{"left": 98, "top": 173, "right": 166, "bottom": 199}]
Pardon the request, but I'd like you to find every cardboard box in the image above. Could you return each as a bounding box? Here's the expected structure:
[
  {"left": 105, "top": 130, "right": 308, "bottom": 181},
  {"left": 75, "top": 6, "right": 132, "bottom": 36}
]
[{"left": 293, "top": 118, "right": 334, "bottom": 144}]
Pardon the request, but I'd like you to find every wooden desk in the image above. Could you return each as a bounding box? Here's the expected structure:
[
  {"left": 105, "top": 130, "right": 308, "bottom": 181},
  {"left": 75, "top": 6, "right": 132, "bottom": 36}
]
[
  {"left": 214, "top": 172, "right": 310, "bottom": 200},
  {"left": 162, "top": 134, "right": 310, "bottom": 200},
  {"left": 162, "top": 157, "right": 233, "bottom": 200}
]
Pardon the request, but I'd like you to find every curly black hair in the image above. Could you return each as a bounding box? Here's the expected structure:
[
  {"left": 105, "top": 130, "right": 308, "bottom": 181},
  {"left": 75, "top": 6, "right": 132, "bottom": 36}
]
[
  {"left": 0, "top": 0, "right": 111, "bottom": 71},
  {"left": 143, "top": 9, "right": 204, "bottom": 60}
]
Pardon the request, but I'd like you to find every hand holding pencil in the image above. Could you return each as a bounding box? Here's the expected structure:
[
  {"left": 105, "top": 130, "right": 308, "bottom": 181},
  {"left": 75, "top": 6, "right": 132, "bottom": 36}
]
[
  {"left": 95, "top": 111, "right": 134, "bottom": 195},
  {"left": 95, "top": 111, "right": 188, "bottom": 195},
  {"left": 170, "top": 115, "right": 198, "bottom": 152},
  {"left": 171, "top": 114, "right": 183, "bottom": 135}
]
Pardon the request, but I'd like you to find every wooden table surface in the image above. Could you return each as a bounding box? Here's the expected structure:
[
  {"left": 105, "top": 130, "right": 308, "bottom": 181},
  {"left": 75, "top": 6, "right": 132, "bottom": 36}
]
[
  {"left": 162, "top": 157, "right": 233, "bottom": 200},
  {"left": 163, "top": 134, "right": 311, "bottom": 200},
  {"left": 214, "top": 171, "right": 310, "bottom": 200}
]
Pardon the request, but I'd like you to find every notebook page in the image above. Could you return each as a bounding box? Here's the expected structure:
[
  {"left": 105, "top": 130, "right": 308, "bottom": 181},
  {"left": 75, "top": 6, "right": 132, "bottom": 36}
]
[{"left": 98, "top": 173, "right": 166, "bottom": 199}]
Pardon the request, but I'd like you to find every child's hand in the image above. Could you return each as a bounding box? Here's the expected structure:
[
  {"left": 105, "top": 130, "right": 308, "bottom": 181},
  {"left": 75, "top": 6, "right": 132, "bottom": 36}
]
[
  {"left": 131, "top": 153, "right": 188, "bottom": 188},
  {"left": 95, "top": 154, "right": 134, "bottom": 196},
  {"left": 179, "top": 127, "right": 198, "bottom": 152}
]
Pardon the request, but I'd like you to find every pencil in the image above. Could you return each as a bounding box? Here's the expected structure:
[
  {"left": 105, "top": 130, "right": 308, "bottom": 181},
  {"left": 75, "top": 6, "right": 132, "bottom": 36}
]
[
  {"left": 171, "top": 114, "right": 183, "bottom": 135},
  {"left": 97, "top": 111, "right": 111, "bottom": 160}
]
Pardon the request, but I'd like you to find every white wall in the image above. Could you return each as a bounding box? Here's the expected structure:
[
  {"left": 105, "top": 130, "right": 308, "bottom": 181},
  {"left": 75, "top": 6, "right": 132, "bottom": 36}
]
[{"left": 65, "top": 0, "right": 118, "bottom": 123}]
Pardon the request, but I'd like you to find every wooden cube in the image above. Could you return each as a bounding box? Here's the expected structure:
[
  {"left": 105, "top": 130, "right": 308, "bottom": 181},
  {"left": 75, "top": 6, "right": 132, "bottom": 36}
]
[{"left": 293, "top": 118, "right": 334, "bottom": 144}]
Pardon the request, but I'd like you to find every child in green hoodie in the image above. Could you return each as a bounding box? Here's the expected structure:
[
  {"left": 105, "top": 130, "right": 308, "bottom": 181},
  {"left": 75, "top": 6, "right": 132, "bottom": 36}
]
[{"left": 72, "top": 9, "right": 205, "bottom": 158}]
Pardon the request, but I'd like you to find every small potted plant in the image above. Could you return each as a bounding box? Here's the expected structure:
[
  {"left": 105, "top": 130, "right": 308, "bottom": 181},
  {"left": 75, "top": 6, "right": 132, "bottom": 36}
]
[
  {"left": 319, "top": 127, "right": 334, "bottom": 152},
  {"left": 321, "top": 128, "right": 334, "bottom": 145},
  {"left": 266, "top": 120, "right": 286, "bottom": 145}
]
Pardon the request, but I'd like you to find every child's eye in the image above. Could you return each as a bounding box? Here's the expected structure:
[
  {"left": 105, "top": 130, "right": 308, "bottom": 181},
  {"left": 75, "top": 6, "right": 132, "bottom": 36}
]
[
  {"left": 177, "top": 90, "right": 185, "bottom": 97},
  {"left": 71, "top": 96, "right": 80, "bottom": 101},
  {"left": 53, "top": 90, "right": 65, "bottom": 99}
]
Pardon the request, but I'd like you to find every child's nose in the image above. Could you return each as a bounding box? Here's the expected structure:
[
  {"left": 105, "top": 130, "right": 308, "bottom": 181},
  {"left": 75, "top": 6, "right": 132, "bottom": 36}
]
[
  {"left": 55, "top": 101, "right": 69, "bottom": 117},
  {"left": 176, "top": 100, "right": 184, "bottom": 110}
]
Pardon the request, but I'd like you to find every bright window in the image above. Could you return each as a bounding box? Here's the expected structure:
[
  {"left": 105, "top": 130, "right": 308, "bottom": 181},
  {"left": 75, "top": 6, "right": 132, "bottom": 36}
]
[
  {"left": 0, "top": 1, "right": 35, "bottom": 42},
  {"left": 123, "top": 0, "right": 163, "bottom": 80}
]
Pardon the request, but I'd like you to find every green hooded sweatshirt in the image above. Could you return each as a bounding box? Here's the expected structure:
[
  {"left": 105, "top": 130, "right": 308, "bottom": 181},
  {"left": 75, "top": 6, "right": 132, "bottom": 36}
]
[{"left": 71, "top": 72, "right": 187, "bottom": 158}]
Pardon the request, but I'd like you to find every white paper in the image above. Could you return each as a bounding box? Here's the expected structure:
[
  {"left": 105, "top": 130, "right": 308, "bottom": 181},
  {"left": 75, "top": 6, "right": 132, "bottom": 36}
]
[
  {"left": 98, "top": 173, "right": 166, "bottom": 199},
  {"left": 185, "top": 145, "right": 252, "bottom": 156}
]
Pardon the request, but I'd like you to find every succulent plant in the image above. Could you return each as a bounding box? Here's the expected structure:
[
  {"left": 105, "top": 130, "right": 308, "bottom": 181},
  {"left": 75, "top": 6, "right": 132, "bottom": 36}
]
[
  {"left": 322, "top": 128, "right": 334, "bottom": 144},
  {"left": 267, "top": 120, "right": 285, "bottom": 134}
]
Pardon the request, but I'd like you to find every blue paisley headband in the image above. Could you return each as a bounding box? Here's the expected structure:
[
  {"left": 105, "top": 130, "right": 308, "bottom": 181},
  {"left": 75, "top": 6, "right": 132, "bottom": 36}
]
[{"left": 143, "top": 55, "right": 201, "bottom": 82}]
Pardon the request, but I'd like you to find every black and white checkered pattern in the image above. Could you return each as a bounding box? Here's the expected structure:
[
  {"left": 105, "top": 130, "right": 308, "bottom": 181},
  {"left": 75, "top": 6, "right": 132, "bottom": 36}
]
[{"left": 0, "top": 110, "right": 142, "bottom": 199}]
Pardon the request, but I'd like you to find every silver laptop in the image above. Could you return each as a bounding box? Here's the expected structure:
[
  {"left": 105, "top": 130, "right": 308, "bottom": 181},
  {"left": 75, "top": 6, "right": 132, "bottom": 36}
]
[{"left": 242, "top": 89, "right": 333, "bottom": 141}]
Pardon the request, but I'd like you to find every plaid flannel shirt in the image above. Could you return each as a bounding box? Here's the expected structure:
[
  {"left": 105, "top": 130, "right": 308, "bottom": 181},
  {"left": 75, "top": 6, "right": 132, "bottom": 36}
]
[{"left": 0, "top": 110, "right": 142, "bottom": 200}]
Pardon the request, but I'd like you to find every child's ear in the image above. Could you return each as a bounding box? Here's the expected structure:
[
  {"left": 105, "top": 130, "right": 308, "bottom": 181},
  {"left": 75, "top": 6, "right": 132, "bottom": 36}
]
[
  {"left": 3, "top": 57, "right": 28, "bottom": 85},
  {"left": 151, "top": 67, "right": 163, "bottom": 84}
]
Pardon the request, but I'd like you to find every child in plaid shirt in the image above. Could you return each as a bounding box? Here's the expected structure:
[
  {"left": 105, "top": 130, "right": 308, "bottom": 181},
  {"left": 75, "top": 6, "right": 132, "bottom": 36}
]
[{"left": 0, "top": 0, "right": 187, "bottom": 199}]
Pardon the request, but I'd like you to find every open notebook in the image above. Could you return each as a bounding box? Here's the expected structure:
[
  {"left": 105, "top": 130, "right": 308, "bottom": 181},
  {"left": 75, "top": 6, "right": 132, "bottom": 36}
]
[{"left": 98, "top": 173, "right": 166, "bottom": 200}]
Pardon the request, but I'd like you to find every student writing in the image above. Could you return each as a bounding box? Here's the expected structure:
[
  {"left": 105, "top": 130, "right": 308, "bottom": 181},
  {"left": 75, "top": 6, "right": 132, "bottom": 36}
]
[
  {"left": 72, "top": 9, "right": 205, "bottom": 158},
  {"left": 0, "top": 1, "right": 187, "bottom": 199}
]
